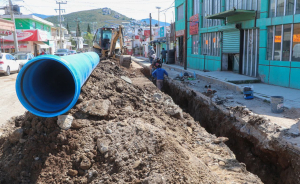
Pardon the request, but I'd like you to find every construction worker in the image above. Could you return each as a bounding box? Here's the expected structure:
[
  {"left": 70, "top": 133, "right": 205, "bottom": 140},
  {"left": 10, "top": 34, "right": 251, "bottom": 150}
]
[
  {"left": 152, "top": 63, "right": 168, "bottom": 90},
  {"left": 148, "top": 46, "right": 156, "bottom": 63},
  {"left": 161, "top": 48, "right": 167, "bottom": 64}
]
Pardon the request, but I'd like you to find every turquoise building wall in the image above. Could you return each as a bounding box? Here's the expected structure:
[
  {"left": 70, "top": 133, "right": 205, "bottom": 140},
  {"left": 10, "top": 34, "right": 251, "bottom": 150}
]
[{"left": 175, "top": 0, "right": 300, "bottom": 89}]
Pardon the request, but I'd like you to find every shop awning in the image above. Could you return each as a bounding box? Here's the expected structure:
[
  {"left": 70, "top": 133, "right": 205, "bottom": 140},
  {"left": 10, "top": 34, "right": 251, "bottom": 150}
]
[
  {"left": 205, "top": 9, "right": 256, "bottom": 20},
  {"left": 35, "top": 41, "right": 50, "bottom": 49}
]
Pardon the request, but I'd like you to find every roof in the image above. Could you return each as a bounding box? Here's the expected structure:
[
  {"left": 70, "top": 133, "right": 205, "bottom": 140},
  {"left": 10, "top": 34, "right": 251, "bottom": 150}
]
[
  {"left": 205, "top": 9, "right": 256, "bottom": 19},
  {"left": 0, "top": 15, "right": 54, "bottom": 27}
]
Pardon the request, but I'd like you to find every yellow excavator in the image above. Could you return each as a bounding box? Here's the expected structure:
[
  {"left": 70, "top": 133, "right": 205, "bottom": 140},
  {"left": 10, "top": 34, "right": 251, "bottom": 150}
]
[{"left": 93, "top": 25, "right": 131, "bottom": 67}]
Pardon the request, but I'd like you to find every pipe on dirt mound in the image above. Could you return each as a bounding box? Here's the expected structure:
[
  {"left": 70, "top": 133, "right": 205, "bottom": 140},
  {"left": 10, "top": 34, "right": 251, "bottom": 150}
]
[{"left": 16, "top": 52, "right": 100, "bottom": 118}]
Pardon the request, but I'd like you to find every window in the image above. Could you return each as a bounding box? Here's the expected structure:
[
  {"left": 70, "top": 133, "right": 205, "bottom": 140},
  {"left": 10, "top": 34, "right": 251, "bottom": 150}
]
[
  {"left": 203, "top": 0, "right": 221, "bottom": 28},
  {"left": 41, "top": 24, "right": 44, "bottom": 30},
  {"left": 267, "top": 23, "right": 300, "bottom": 61},
  {"left": 202, "top": 32, "right": 220, "bottom": 56},
  {"left": 286, "top": 0, "right": 295, "bottom": 15},
  {"left": 297, "top": 0, "right": 300, "bottom": 14},
  {"left": 277, "top": 0, "right": 285, "bottom": 17},
  {"left": 193, "top": 0, "right": 200, "bottom": 15},
  {"left": 269, "top": 0, "right": 276, "bottom": 17},
  {"left": 177, "top": 4, "right": 184, "bottom": 21},
  {"left": 226, "top": 0, "right": 259, "bottom": 11},
  {"left": 192, "top": 35, "right": 199, "bottom": 54},
  {"left": 292, "top": 23, "right": 300, "bottom": 61},
  {"left": 282, "top": 24, "right": 291, "bottom": 61},
  {"left": 274, "top": 25, "right": 282, "bottom": 61},
  {"left": 267, "top": 26, "right": 274, "bottom": 60}
]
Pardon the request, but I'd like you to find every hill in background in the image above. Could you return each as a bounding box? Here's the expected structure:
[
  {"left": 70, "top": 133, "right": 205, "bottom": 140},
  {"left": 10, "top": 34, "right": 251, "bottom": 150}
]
[
  {"left": 45, "top": 8, "right": 132, "bottom": 33},
  {"left": 140, "top": 18, "right": 170, "bottom": 26}
]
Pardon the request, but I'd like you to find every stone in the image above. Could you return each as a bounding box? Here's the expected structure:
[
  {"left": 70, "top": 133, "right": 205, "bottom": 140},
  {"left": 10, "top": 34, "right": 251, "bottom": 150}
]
[
  {"left": 121, "top": 76, "right": 132, "bottom": 84},
  {"left": 187, "top": 121, "right": 192, "bottom": 127},
  {"left": 213, "top": 137, "right": 229, "bottom": 144},
  {"left": 80, "top": 158, "right": 92, "bottom": 170},
  {"left": 219, "top": 161, "right": 226, "bottom": 166},
  {"left": 105, "top": 128, "right": 112, "bottom": 134},
  {"left": 117, "top": 122, "right": 128, "bottom": 127},
  {"left": 57, "top": 115, "right": 74, "bottom": 130},
  {"left": 97, "top": 138, "right": 111, "bottom": 154},
  {"left": 68, "top": 169, "right": 78, "bottom": 176},
  {"left": 124, "top": 106, "right": 134, "bottom": 113},
  {"left": 187, "top": 127, "right": 193, "bottom": 134},
  {"left": 19, "top": 139, "right": 27, "bottom": 144},
  {"left": 77, "top": 99, "right": 111, "bottom": 117},
  {"left": 133, "top": 160, "right": 141, "bottom": 169},
  {"left": 71, "top": 119, "right": 88, "bottom": 129},
  {"left": 153, "top": 93, "right": 162, "bottom": 100},
  {"left": 9, "top": 128, "right": 23, "bottom": 144},
  {"left": 165, "top": 105, "right": 183, "bottom": 119},
  {"left": 142, "top": 173, "right": 166, "bottom": 184}
]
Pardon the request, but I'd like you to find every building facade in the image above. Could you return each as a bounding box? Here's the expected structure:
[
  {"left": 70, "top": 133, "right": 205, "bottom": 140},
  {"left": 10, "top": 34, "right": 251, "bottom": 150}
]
[
  {"left": 175, "top": 0, "right": 300, "bottom": 89},
  {"left": 0, "top": 15, "right": 53, "bottom": 55}
]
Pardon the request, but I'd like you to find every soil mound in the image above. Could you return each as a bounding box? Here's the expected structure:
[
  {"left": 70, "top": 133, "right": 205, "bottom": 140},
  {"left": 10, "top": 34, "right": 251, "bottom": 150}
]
[{"left": 0, "top": 60, "right": 262, "bottom": 184}]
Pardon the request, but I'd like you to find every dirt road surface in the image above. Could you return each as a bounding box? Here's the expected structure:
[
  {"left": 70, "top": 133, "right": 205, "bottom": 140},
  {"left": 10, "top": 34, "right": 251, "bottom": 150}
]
[{"left": 0, "top": 74, "right": 26, "bottom": 125}]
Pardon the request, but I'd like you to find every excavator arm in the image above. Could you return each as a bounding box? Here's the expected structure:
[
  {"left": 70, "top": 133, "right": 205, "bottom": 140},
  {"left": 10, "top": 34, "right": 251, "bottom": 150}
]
[{"left": 108, "top": 25, "right": 124, "bottom": 58}]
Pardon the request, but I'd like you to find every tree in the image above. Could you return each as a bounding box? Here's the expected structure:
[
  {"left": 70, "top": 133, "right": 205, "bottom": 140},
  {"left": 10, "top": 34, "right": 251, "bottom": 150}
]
[
  {"left": 76, "top": 23, "right": 81, "bottom": 37},
  {"left": 83, "top": 32, "right": 94, "bottom": 47},
  {"left": 66, "top": 23, "right": 70, "bottom": 33},
  {"left": 87, "top": 23, "right": 91, "bottom": 34}
]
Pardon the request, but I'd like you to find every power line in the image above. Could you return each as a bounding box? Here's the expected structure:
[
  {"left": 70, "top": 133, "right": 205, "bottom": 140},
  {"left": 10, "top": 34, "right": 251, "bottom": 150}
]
[{"left": 55, "top": 0, "right": 67, "bottom": 49}]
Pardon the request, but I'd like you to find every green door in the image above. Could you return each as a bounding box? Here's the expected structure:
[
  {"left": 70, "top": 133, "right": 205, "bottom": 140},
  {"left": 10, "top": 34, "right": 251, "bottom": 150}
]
[{"left": 223, "top": 30, "right": 240, "bottom": 54}]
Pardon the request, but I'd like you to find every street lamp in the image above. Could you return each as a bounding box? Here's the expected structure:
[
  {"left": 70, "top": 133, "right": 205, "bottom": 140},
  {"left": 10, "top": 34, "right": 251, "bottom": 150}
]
[{"left": 156, "top": 7, "right": 161, "bottom": 28}]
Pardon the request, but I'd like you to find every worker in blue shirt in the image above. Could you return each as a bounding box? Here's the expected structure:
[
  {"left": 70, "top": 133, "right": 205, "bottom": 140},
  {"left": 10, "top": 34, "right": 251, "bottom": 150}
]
[{"left": 152, "top": 64, "right": 168, "bottom": 90}]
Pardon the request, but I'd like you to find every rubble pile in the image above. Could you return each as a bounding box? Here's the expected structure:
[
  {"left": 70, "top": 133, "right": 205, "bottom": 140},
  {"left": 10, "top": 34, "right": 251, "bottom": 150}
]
[{"left": 0, "top": 60, "right": 262, "bottom": 183}]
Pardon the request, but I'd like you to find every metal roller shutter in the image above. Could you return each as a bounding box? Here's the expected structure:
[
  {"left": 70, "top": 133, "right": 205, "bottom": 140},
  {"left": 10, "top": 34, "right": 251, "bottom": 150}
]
[{"left": 223, "top": 30, "right": 240, "bottom": 53}]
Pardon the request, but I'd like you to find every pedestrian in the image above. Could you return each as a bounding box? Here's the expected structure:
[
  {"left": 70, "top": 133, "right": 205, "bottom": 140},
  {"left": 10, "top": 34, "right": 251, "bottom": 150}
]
[
  {"left": 152, "top": 63, "right": 168, "bottom": 90},
  {"left": 148, "top": 46, "right": 156, "bottom": 64},
  {"left": 40, "top": 50, "right": 45, "bottom": 55},
  {"left": 161, "top": 48, "right": 167, "bottom": 64}
]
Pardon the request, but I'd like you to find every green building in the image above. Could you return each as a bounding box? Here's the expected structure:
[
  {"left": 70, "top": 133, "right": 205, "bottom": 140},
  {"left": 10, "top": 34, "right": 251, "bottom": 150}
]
[{"left": 175, "top": 0, "right": 300, "bottom": 89}]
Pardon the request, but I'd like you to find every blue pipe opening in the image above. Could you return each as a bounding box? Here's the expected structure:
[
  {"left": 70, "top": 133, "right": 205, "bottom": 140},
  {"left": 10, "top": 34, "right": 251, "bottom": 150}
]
[{"left": 16, "top": 53, "right": 100, "bottom": 117}]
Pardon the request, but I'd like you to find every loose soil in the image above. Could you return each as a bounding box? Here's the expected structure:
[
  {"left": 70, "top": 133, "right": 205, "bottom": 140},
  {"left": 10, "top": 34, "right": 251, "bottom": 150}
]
[{"left": 0, "top": 60, "right": 262, "bottom": 184}]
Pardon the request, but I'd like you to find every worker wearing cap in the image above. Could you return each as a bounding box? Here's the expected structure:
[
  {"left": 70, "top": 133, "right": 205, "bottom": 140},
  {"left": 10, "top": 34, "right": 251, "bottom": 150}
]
[{"left": 152, "top": 64, "right": 168, "bottom": 90}]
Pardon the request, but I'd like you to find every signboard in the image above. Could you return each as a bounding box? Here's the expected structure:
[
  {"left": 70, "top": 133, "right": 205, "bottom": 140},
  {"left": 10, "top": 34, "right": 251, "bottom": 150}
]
[
  {"left": 0, "top": 30, "right": 48, "bottom": 42},
  {"left": 135, "top": 35, "right": 139, "bottom": 39},
  {"left": 1, "top": 44, "right": 27, "bottom": 49},
  {"left": 160, "top": 27, "right": 166, "bottom": 38},
  {"left": 293, "top": 34, "right": 300, "bottom": 42},
  {"left": 144, "top": 30, "right": 151, "bottom": 38},
  {"left": 189, "top": 14, "right": 199, "bottom": 35},
  {"left": 275, "top": 36, "right": 281, "bottom": 43},
  {"left": 176, "top": 30, "right": 185, "bottom": 37}
]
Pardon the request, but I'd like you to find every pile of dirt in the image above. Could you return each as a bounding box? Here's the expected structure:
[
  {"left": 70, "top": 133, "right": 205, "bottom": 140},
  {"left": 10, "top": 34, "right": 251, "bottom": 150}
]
[{"left": 0, "top": 60, "right": 262, "bottom": 184}]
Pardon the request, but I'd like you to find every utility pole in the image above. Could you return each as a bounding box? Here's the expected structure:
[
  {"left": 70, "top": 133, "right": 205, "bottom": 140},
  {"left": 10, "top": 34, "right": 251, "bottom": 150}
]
[
  {"left": 184, "top": 0, "right": 188, "bottom": 70},
  {"left": 156, "top": 7, "right": 161, "bottom": 28},
  {"left": 150, "top": 13, "right": 152, "bottom": 42},
  {"left": 55, "top": 1, "right": 67, "bottom": 49},
  {"left": 9, "top": 0, "right": 18, "bottom": 53},
  {"left": 75, "top": 18, "right": 81, "bottom": 51}
]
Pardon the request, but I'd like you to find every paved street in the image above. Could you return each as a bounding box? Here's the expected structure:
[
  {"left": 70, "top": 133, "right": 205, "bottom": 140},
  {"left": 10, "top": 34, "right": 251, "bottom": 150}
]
[{"left": 0, "top": 73, "right": 26, "bottom": 124}]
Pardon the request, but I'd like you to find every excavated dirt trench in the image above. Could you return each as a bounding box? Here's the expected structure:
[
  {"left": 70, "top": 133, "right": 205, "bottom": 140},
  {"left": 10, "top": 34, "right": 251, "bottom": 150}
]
[{"left": 160, "top": 78, "right": 300, "bottom": 184}]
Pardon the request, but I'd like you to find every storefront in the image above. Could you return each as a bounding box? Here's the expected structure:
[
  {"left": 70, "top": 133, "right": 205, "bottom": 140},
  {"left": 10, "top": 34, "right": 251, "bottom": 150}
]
[{"left": 0, "top": 18, "right": 15, "bottom": 53}]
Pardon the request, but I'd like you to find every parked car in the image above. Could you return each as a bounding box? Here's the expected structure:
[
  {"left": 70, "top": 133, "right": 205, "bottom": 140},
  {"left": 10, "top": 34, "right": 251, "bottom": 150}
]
[
  {"left": 69, "top": 50, "right": 77, "bottom": 55},
  {"left": 0, "top": 53, "right": 21, "bottom": 76},
  {"left": 14, "top": 53, "right": 34, "bottom": 69},
  {"left": 54, "top": 49, "right": 70, "bottom": 56}
]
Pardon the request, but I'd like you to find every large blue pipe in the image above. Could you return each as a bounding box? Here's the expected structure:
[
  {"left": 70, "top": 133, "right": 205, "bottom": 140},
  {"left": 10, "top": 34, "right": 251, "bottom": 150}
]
[{"left": 16, "top": 52, "right": 100, "bottom": 118}]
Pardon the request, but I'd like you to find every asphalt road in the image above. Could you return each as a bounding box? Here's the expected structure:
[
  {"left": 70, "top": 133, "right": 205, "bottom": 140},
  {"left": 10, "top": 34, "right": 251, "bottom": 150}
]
[{"left": 0, "top": 73, "right": 26, "bottom": 124}]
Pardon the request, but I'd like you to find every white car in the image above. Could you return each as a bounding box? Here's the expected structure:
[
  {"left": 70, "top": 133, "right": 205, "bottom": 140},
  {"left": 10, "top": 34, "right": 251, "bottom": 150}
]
[
  {"left": 0, "top": 53, "right": 21, "bottom": 76},
  {"left": 15, "top": 53, "right": 34, "bottom": 69}
]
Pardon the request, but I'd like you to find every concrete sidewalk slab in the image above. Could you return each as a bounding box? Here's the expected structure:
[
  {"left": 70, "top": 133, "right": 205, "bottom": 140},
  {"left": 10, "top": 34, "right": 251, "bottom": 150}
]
[{"left": 132, "top": 56, "right": 300, "bottom": 110}]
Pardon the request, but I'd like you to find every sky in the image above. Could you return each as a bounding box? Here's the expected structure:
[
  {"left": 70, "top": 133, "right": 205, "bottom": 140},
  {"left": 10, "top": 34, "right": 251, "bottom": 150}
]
[{"left": 0, "top": 0, "right": 175, "bottom": 23}]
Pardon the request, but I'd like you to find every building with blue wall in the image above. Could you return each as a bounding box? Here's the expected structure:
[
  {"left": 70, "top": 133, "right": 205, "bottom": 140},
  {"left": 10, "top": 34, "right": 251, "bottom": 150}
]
[{"left": 175, "top": 0, "right": 300, "bottom": 89}]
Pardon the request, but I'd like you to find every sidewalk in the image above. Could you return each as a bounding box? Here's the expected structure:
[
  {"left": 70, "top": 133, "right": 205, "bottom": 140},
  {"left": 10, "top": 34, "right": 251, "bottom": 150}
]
[{"left": 132, "top": 56, "right": 300, "bottom": 109}]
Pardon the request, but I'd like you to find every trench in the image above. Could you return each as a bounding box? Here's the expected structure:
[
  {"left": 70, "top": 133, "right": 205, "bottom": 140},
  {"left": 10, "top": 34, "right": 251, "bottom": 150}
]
[{"left": 161, "top": 79, "right": 300, "bottom": 184}]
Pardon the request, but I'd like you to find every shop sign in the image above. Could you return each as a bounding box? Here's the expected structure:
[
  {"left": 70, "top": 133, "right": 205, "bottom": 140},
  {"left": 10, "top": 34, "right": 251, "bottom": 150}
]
[
  {"left": 144, "top": 30, "right": 151, "bottom": 38},
  {"left": 135, "top": 35, "right": 139, "bottom": 39},
  {"left": 275, "top": 36, "right": 281, "bottom": 43},
  {"left": 0, "top": 29, "right": 48, "bottom": 42},
  {"left": 293, "top": 34, "right": 300, "bottom": 42},
  {"left": 189, "top": 14, "right": 199, "bottom": 35},
  {"left": 1, "top": 44, "right": 27, "bottom": 49},
  {"left": 176, "top": 30, "right": 185, "bottom": 37}
]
